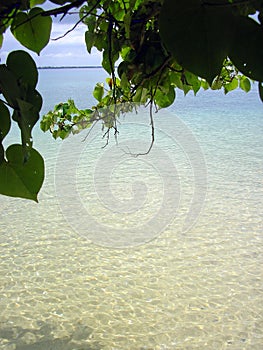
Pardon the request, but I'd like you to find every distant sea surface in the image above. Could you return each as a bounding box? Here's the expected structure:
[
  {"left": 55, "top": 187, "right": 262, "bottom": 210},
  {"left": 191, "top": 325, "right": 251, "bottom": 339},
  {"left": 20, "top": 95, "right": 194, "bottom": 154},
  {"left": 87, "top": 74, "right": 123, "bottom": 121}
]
[{"left": 0, "top": 68, "right": 262, "bottom": 349}]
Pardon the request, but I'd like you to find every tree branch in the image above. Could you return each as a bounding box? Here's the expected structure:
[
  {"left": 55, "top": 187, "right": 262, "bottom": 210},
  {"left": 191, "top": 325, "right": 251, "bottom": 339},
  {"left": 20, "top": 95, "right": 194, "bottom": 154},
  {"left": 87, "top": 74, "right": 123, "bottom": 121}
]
[
  {"left": 0, "top": 98, "right": 13, "bottom": 109},
  {"left": 41, "top": 0, "right": 87, "bottom": 17},
  {"left": 124, "top": 101, "right": 155, "bottom": 157},
  {"left": 107, "top": 13, "right": 117, "bottom": 105},
  {"left": 50, "top": 0, "right": 100, "bottom": 40}
]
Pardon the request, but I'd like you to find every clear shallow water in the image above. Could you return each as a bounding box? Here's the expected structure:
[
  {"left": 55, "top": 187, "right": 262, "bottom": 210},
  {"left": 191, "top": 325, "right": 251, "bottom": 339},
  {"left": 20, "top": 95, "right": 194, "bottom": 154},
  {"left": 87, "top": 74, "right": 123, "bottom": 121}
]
[{"left": 0, "top": 69, "right": 262, "bottom": 349}]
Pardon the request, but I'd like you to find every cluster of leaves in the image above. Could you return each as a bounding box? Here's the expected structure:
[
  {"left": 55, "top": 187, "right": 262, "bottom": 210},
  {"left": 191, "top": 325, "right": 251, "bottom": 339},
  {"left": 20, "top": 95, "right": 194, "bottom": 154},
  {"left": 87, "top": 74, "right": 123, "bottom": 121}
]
[
  {"left": 40, "top": 83, "right": 134, "bottom": 142},
  {"left": 0, "top": 0, "right": 53, "bottom": 53},
  {"left": 0, "top": 0, "right": 55, "bottom": 201},
  {"left": 0, "top": 0, "right": 263, "bottom": 200},
  {"left": 0, "top": 51, "right": 44, "bottom": 201},
  {"left": 42, "top": 0, "right": 263, "bottom": 141}
]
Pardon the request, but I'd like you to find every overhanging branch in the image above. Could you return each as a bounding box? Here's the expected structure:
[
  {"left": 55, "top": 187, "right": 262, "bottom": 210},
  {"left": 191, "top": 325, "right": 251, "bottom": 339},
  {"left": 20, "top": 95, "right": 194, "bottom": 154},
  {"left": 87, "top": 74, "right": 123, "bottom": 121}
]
[{"left": 41, "top": 0, "right": 87, "bottom": 17}]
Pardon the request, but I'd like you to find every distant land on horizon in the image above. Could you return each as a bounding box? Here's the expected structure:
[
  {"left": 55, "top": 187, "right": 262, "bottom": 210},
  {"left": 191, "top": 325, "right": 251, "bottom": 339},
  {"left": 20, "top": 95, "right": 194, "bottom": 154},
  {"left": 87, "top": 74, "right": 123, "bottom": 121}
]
[{"left": 38, "top": 66, "right": 103, "bottom": 69}]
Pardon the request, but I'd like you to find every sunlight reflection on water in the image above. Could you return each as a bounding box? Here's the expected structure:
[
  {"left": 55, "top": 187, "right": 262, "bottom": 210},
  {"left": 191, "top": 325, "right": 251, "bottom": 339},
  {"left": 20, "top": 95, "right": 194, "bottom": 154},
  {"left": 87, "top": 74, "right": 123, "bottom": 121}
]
[{"left": 0, "top": 69, "right": 262, "bottom": 349}]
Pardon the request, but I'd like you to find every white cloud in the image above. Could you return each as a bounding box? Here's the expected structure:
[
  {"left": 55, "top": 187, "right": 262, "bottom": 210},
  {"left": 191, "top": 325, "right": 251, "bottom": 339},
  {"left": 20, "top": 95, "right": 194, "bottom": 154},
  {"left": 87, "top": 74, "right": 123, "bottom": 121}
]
[{"left": 0, "top": 19, "right": 101, "bottom": 67}]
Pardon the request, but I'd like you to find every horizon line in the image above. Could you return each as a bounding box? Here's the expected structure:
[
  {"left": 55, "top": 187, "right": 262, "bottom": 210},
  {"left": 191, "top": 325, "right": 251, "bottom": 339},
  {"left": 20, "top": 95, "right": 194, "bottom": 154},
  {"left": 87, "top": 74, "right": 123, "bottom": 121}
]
[{"left": 37, "top": 65, "right": 103, "bottom": 69}]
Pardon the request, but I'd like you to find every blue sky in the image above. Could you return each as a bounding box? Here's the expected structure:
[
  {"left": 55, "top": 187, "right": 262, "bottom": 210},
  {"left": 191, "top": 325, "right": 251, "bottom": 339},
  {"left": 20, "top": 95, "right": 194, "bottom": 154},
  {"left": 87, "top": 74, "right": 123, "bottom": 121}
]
[{"left": 0, "top": 3, "right": 102, "bottom": 67}]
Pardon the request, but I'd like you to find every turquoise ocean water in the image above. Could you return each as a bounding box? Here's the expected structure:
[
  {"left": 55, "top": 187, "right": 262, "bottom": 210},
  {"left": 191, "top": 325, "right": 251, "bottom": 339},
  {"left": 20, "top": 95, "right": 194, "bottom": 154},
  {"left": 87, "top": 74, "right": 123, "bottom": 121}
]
[{"left": 0, "top": 68, "right": 262, "bottom": 349}]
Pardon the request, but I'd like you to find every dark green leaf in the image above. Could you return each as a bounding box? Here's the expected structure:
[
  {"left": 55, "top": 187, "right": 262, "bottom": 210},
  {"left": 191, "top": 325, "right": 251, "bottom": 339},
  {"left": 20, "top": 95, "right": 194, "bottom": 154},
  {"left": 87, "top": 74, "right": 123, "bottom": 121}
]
[
  {"left": 17, "top": 98, "right": 39, "bottom": 123},
  {"left": 15, "top": 98, "right": 40, "bottom": 147},
  {"left": 159, "top": 0, "right": 233, "bottom": 84},
  {"left": 26, "top": 89, "right": 43, "bottom": 112},
  {"left": 85, "top": 31, "right": 95, "bottom": 53},
  {"left": 0, "top": 144, "right": 44, "bottom": 202},
  {"left": 11, "top": 7, "right": 52, "bottom": 54},
  {"left": 7, "top": 50, "right": 38, "bottom": 88},
  {"left": 102, "top": 50, "right": 112, "bottom": 74},
  {"left": 123, "top": 12, "right": 132, "bottom": 39},
  {"left": 0, "top": 144, "right": 4, "bottom": 165},
  {"left": 94, "top": 33, "right": 105, "bottom": 51},
  {"left": 0, "top": 101, "right": 11, "bottom": 140},
  {"left": 229, "top": 16, "right": 263, "bottom": 81},
  {"left": 0, "top": 64, "right": 21, "bottom": 108}
]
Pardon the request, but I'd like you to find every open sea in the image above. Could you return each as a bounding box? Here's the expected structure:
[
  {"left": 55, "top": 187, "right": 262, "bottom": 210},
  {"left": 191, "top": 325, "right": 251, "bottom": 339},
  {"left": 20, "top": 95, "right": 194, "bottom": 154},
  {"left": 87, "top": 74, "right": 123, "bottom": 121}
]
[{"left": 0, "top": 68, "right": 262, "bottom": 349}]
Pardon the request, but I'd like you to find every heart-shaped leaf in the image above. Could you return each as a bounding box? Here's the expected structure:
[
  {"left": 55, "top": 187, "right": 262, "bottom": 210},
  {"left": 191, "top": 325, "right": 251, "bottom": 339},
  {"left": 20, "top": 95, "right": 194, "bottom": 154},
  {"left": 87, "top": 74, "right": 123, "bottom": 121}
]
[
  {"left": 0, "top": 144, "right": 44, "bottom": 201},
  {"left": 11, "top": 7, "right": 52, "bottom": 55},
  {"left": 154, "top": 85, "right": 175, "bottom": 108},
  {"left": 7, "top": 50, "right": 38, "bottom": 88},
  {"left": 159, "top": 0, "right": 234, "bottom": 84}
]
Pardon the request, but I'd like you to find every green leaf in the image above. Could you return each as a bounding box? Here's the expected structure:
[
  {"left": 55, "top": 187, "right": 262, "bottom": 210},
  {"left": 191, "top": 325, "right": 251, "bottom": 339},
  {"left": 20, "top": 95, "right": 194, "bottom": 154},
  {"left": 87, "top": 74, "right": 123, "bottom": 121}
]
[
  {"left": 102, "top": 50, "right": 111, "bottom": 74},
  {"left": 0, "top": 144, "right": 4, "bottom": 165},
  {"left": 0, "top": 34, "right": 3, "bottom": 48},
  {"left": 123, "top": 12, "right": 132, "bottom": 40},
  {"left": 17, "top": 98, "right": 39, "bottom": 122},
  {"left": 133, "top": 87, "right": 148, "bottom": 103},
  {"left": 229, "top": 16, "right": 263, "bottom": 81},
  {"left": 0, "top": 64, "right": 21, "bottom": 108},
  {"left": 239, "top": 76, "right": 251, "bottom": 92},
  {"left": 26, "top": 89, "right": 43, "bottom": 111},
  {"left": 154, "top": 85, "right": 175, "bottom": 108},
  {"left": 211, "top": 78, "right": 223, "bottom": 90},
  {"left": 259, "top": 82, "right": 263, "bottom": 103},
  {"left": 40, "top": 116, "right": 51, "bottom": 132},
  {"left": 0, "top": 144, "right": 44, "bottom": 202},
  {"left": 81, "top": 11, "right": 97, "bottom": 32},
  {"left": 201, "top": 80, "right": 210, "bottom": 90},
  {"left": 0, "top": 101, "right": 11, "bottom": 140},
  {"left": 102, "top": 41, "right": 119, "bottom": 74},
  {"left": 182, "top": 83, "right": 192, "bottom": 96},
  {"left": 169, "top": 71, "right": 183, "bottom": 89},
  {"left": 93, "top": 83, "right": 104, "bottom": 102},
  {"left": 184, "top": 71, "right": 201, "bottom": 95},
  {"left": 11, "top": 7, "right": 52, "bottom": 55},
  {"left": 159, "top": 0, "right": 233, "bottom": 84},
  {"left": 95, "top": 33, "right": 107, "bottom": 51},
  {"left": 30, "top": 0, "right": 45, "bottom": 7},
  {"left": 85, "top": 31, "right": 95, "bottom": 53},
  {"left": 224, "top": 77, "right": 238, "bottom": 94},
  {"left": 7, "top": 50, "right": 38, "bottom": 88}
]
